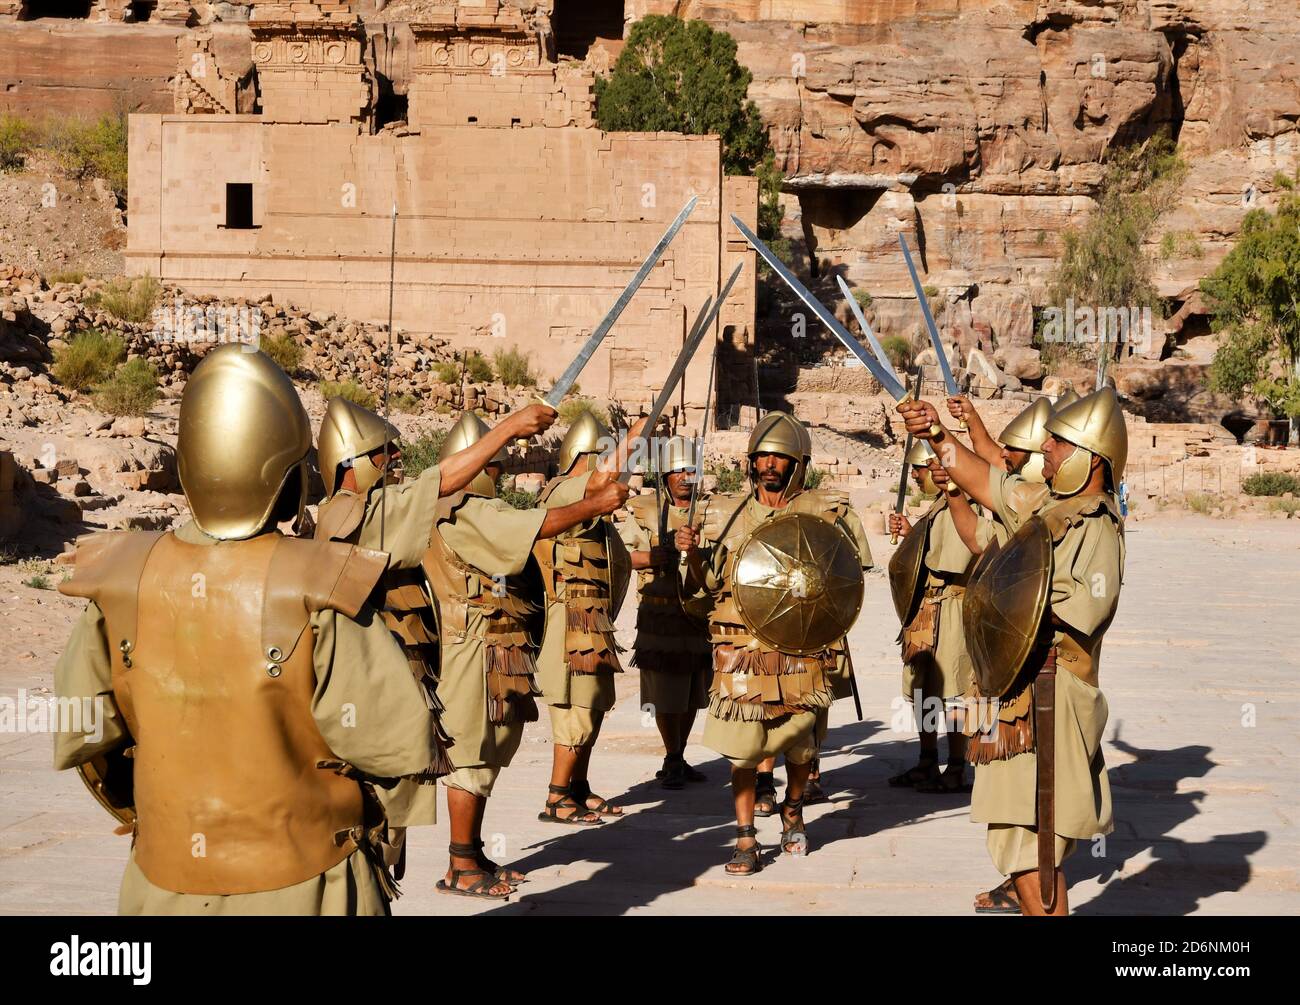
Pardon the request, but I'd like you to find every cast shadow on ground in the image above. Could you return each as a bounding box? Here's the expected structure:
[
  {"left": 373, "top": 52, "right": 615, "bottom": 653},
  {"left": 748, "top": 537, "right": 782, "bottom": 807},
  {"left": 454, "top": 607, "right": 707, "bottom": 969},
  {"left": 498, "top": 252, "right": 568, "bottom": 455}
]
[
  {"left": 1068, "top": 734, "right": 1265, "bottom": 916},
  {"left": 480, "top": 718, "right": 967, "bottom": 916}
]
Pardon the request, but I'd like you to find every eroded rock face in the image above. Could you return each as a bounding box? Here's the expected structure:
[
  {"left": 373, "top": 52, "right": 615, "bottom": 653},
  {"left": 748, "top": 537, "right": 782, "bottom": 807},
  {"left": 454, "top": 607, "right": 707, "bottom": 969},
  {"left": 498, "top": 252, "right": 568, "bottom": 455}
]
[{"left": 654, "top": 0, "right": 1299, "bottom": 411}]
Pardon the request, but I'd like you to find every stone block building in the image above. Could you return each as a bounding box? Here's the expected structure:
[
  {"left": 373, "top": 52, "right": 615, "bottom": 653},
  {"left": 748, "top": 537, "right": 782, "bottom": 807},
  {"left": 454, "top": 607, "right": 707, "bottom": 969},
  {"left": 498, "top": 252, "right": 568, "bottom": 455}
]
[{"left": 122, "top": 0, "right": 757, "bottom": 417}]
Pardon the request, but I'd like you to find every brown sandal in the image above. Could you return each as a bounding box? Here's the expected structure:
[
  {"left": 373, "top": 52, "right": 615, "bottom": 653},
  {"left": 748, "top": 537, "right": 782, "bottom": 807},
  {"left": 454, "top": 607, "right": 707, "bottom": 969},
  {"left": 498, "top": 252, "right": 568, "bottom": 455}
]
[
  {"left": 725, "top": 825, "right": 763, "bottom": 875},
  {"left": 538, "top": 784, "right": 603, "bottom": 826},
  {"left": 974, "top": 878, "right": 1022, "bottom": 915}
]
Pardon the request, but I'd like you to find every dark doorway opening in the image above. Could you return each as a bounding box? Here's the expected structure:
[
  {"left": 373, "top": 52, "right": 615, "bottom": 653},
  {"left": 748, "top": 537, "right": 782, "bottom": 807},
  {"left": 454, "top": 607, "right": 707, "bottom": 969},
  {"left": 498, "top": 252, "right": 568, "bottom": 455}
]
[
  {"left": 373, "top": 73, "right": 408, "bottom": 131},
  {"left": 23, "top": 0, "right": 93, "bottom": 17},
  {"left": 224, "top": 183, "right": 255, "bottom": 230},
  {"left": 126, "top": 1, "right": 156, "bottom": 22},
  {"left": 553, "top": 0, "right": 624, "bottom": 60}
]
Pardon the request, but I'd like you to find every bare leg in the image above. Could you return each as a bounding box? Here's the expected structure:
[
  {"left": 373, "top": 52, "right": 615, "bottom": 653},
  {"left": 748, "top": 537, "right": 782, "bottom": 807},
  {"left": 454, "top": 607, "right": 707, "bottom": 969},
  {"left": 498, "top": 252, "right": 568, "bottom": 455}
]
[
  {"left": 445, "top": 786, "right": 510, "bottom": 896},
  {"left": 1012, "top": 868, "right": 1069, "bottom": 917},
  {"left": 472, "top": 791, "right": 525, "bottom": 884},
  {"left": 780, "top": 759, "right": 813, "bottom": 854},
  {"left": 727, "top": 766, "right": 759, "bottom": 874},
  {"left": 572, "top": 726, "right": 622, "bottom": 815},
  {"left": 545, "top": 744, "right": 600, "bottom": 823}
]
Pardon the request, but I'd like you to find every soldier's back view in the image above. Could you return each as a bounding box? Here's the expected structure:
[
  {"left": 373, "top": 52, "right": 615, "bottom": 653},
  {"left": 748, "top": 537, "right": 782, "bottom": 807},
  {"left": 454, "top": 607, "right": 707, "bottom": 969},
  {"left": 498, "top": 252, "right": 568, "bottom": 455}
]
[{"left": 53, "top": 344, "right": 439, "bottom": 915}]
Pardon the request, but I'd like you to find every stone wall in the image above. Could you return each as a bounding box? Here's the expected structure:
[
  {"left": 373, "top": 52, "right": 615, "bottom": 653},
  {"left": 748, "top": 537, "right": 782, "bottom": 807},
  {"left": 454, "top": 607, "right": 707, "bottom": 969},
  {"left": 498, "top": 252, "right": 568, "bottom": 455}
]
[{"left": 124, "top": 114, "right": 752, "bottom": 418}]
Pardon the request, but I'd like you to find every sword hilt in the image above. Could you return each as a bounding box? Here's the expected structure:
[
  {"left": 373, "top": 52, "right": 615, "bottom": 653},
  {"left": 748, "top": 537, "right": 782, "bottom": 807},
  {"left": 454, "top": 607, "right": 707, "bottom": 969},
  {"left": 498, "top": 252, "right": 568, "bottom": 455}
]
[{"left": 515, "top": 394, "right": 553, "bottom": 448}]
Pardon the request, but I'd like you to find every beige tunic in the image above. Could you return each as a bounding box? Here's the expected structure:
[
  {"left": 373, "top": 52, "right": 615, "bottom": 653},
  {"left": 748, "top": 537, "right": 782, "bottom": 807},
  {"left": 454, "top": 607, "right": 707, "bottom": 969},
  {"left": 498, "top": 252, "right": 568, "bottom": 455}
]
[
  {"left": 970, "top": 469, "right": 1123, "bottom": 863},
  {"left": 901, "top": 502, "right": 996, "bottom": 702},
  {"left": 321, "top": 465, "right": 445, "bottom": 827},
  {"left": 53, "top": 520, "right": 437, "bottom": 916},
  {"left": 435, "top": 495, "right": 546, "bottom": 770},
  {"left": 537, "top": 469, "right": 618, "bottom": 712},
  {"left": 619, "top": 497, "right": 711, "bottom": 714}
]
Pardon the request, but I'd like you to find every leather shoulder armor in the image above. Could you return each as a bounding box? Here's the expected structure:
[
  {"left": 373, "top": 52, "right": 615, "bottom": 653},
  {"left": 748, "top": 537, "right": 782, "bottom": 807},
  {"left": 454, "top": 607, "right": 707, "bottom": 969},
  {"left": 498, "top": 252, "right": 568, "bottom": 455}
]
[
  {"left": 699, "top": 491, "right": 747, "bottom": 545},
  {"left": 59, "top": 531, "right": 167, "bottom": 641},
  {"left": 626, "top": 492, "right": 659, "bottom": 532},
  {"left": 1040, "top": 492, "right": 1121, "bottom": 543},
  {"left": 313, "top": 492, "right": 367, "bottom": 544}
]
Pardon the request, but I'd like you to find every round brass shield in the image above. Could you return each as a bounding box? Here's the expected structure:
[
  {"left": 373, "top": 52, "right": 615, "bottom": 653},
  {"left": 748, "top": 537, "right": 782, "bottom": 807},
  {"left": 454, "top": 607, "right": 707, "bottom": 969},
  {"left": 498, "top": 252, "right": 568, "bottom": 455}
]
[
  {"left": 887, "top": 509, "right": 934, "bottom": 626},
  {"left": 962, "top": 516, "right": 1052, "bottom": 699},
  {"left": 76, "top": 750, "right": 136, "bottom": 828},
  {"left": 732, "top": 512, "right": 864, "bottom": 656},
  {"left": 605, "top": 521, "right": 632, "bottom": 621}
]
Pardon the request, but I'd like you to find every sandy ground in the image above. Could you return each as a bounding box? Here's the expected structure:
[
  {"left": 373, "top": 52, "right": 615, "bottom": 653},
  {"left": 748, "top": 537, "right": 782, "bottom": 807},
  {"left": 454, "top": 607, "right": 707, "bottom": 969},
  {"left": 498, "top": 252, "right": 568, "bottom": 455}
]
[{"left": 1, "top": 511, "right": 1296, "bottom": 916}]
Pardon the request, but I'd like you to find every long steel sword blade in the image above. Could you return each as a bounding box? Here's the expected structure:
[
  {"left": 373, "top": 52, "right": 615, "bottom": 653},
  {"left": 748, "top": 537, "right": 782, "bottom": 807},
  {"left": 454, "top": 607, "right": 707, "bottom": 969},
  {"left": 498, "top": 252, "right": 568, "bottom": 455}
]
[
  {"left": 892, "top": 370, "right": 923, "bottom": 544},
  {"left": 730, "top": 215, "right": 908, "bottom": 401},
  {"left": 835, "top": 274, "right": 901, "bottom": 388},
  {"left": 618, "top": 262, "right": 744, "bottom": 484},
  {"left": 543, "top": 196, "right": 699, "bottom": 408},
  {"left": 897, "top": 232, "right": 960, "bottom": 398}
]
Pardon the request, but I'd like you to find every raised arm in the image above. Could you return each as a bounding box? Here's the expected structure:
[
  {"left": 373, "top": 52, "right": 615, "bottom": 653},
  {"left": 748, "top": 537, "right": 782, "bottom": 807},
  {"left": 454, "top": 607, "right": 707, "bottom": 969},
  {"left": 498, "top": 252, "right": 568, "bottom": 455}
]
[
  {"left": 588, "top": 415, "right": 651, "bottom": 493},
  {"left": 438, "top": 403, "right": 557, "bottom": 497},
  {"left": 938, "top": 466, "right": 985, "bottom": 556},
  {"left": 897, "top": 399, "right": 997, "bottom": 511},
  {"left": 946, "top": 395, "right": 1004, "bottom": 469},
  {"left": 541, "top": 479, "right": 629, "bottom": 539}
]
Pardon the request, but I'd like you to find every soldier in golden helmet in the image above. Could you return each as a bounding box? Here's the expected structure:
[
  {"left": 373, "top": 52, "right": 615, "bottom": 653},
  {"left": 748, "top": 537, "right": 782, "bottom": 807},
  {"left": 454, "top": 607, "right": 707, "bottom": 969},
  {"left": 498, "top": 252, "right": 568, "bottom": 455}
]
[
  {"left": 946, "top": 394, "right": 1052, "bottom": 484},
  {"left": 51, "top": 345, "right": 440, "bottom": 916},
  {"left": 313, "top": 394, "right": 557, "bottom": 876},
  {"left": 887, "top": 439, "right": 996, "bottom": 794},
  {"left": 676, "top": 411, "right": 871, "bottom": 874},
  {"left": 898, "top": 387, "right": 1126, "bottom": 916},
  {"left": 534, "top": 410, "right": 641, "bottom": 824},
  {"left": 619, "top": 435, "right": 713, "bottom": 789},
  {"left": 422, "top": 411, "right": 630, "bottom": 897}
]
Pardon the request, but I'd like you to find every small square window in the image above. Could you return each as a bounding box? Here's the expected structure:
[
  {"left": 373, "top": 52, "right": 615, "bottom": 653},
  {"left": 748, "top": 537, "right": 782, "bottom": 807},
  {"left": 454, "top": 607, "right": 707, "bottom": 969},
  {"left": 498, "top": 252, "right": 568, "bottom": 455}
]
[{"left": 225, "top": 183, "right": 254, "bottom": 229}]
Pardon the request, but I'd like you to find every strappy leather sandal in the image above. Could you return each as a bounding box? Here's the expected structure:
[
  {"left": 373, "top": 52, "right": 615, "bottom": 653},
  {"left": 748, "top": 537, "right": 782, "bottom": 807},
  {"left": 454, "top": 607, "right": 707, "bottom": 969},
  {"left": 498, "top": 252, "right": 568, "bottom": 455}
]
[
  {"left": 725, "top": 825, "right": 763, "bottom": 875},
  {"left": 475, "top": 839, "right": 526, "bottom": 885},
  {"left": 753, "top": 771, "right": 778, "bottom": 816},
  {"left": 803, "top": 774, "right": 827, "bottom": 805},
  {"left": 974, "top": 878, "right": 1022, "bottom": 915},
  {"left": 779, "top": 796, "right": 808, "bottom": 856},
  {"left": 570, "top": 778, "right": 623, "bottom": 817},
  {"left": 538, "top": 783, "right": 604, "bottom": 826},
  {"left": 436, "top": 842, "right": 512, "bottom": 899},
  {"left": 888, "top": 753, "right": 940, "bottom": 788}
]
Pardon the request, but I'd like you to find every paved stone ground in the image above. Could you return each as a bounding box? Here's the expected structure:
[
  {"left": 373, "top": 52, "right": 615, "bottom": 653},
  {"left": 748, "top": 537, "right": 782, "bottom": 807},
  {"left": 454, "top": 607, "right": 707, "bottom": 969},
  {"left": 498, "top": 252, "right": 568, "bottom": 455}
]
[{"left": 2, "top": 513, "right": 1296, "bottom": 915}]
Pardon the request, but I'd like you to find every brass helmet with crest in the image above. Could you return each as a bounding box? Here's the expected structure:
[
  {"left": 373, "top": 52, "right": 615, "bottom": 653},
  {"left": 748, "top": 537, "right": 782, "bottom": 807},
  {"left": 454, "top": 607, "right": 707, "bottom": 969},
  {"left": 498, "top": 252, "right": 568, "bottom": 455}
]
[
  {"left": 1053, "top": 386, "right": 1080, "bottom": 410},
  {"left": 904, "top": 438, "right": 941, "bottom": 495},
  {"left": 1043, "top": 387, "right": 1127, "bottom": 497},
  {"left": 178, "top": 344, "right": 311, "bottom": 540},
  {"left": 747, "top": 411, "right": 812, "bottom": 493},
  {"left": 998, "top": 397, "right": 1052, "bottom": 483},
  {"left": 658, "top": 435, "right": 698, "bottom": 479},
  {"left": 440, "top": 411, "right": 506, "bottom": 498},
  {"left": 557, "top": 409, "right": 611, "bottom": 475},
  {"left": 317, "top": 396, "right": 400, "bottom": 501}
]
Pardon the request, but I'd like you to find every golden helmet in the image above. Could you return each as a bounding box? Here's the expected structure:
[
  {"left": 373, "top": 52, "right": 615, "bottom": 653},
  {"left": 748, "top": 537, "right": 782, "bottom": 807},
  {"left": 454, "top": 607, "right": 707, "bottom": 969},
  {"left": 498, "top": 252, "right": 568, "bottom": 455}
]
[
  {"left": 658, "top": 435, "right": 698, "bottom": 476},
  {"left": 1044, "top": 387, "right": 1128, "bottom": 496},
  {"left": 905, "top": 438, "right": 940, "bottom": 496},
  {"left": 557, "top": 409, "right": 611, "bottom": 475},
  {"left": 440, "top": 411, "right": 505, "bottom": 497},
  {"left": 317, "top": 396, "right": 400, "bottom": 500},
  {"left": 748, "top": 411, "right": 812, "bottom": 491},
  {"left": 1053, "top": 387, "right": 1080, "bottom": 410},
  {"left": 177, "top": 344, "right": 311, "bottom": 540},
  {"left": 998, "top": 398, "right": 1051, "bottom": 483}
]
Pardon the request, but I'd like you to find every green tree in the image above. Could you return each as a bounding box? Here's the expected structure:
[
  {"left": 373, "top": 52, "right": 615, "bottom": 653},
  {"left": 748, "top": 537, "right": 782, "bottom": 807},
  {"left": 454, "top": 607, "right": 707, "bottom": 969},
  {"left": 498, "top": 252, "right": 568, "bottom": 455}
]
[
  {"left": 1044, "top": 133, "right": 1184, "bottom": 379},
  {"left": 1203, "top": 174, "right": 1300, "bottom": 418},
  {"left": 595, "top": 15, "right": 783, "bottom": 240}
]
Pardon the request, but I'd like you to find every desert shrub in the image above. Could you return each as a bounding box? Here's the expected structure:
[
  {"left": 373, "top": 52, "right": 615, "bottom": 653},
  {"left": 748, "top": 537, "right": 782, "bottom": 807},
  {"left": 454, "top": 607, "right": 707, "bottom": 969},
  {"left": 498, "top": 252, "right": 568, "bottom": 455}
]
[
  {"left": 852, "top": 289, "right": 872, "bottom": 310},
  {"left": 434, "top": 361, "right": 460, "bottom": 384},
  {"left": 86, "top": 275, "right": 162, "bottom": 324},
  {"left": 52, "top": 329, "right": 126, "bottom": 391},
  {"left": 1243, "top": 471, "right": 1300, "bottom": 497},
  {"left": 318, "top": 380, "right": 377, "bottom": 410},
  {"left": 93, "top": 357, "right": 160, "bottom": 416},
  {"left": 44, "top": 112, "right": 129, "bottom": 197},
  {"left": 0, "top": 114, "right": 34, "bottom": 171},
  {"left": 46, "top": 268, "right": 86, "bottom": 285},
  {"left": 709, "top": 462, "right": 746, "bottom": 494},
  {"left": 1268, "top": 497, "right": 1300, "bottom": 517},
  {"left": 881, "top": 335, "right": 913, "bottom": 372},
  {"left": 465, "top": 351, "right": 494, "bottom": 384},
  {"left": 22, "top": 574, "right": 52, "bottom": 590},
  {"left": 390, "top": 393, "right": 420, "bottom": 414},
  {"left": 493, "top": 347, "right": 536, "bottom": 388},
  {"left": 1184, "top": 492, "right": 1216, "bottom": 514},
  {"left": 400, "top": 430, "right": 448, "bottom": 480},
  {"left": 497, "top": 474, "right": 538, "bottom": 510},
  {"left": 259, "top": 333, "right": 303, "bottom": 374},
  {"left": 804, "top": 467, "right": 826, "bottom": 490},
  {"left": 558, "top": 398, "right": 610, "bottom": 427}
]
